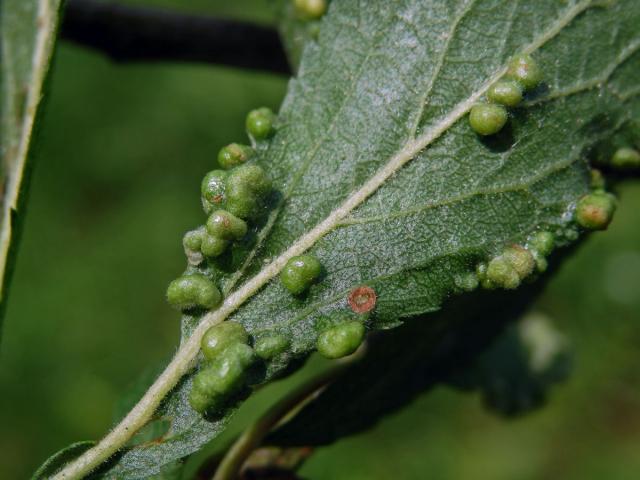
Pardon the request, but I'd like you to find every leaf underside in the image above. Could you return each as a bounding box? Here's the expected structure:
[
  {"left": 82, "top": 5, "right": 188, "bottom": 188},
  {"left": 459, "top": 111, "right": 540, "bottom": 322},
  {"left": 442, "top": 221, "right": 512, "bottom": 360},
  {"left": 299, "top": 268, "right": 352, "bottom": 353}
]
[
  {"left": 267, "top": 271, "right": 567, "bottom": 446},
  {"left": 43, "top": 0, "right": 640, "bottom": 477},
  {"left": 0, "top": 0, "right": 62, "bottom": 330}
]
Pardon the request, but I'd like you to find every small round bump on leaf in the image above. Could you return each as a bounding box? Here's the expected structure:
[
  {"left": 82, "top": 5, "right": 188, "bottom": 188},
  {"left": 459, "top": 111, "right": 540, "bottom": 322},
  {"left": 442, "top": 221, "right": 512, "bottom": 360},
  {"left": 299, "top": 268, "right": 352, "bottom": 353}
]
[
  {"left": 189, "top": 344, "right": 255, "bottom": 414},
  {"left": 200, "top": 234, "right": 229, "bottom": 257},
  {"left": 217, "top": 143, "right": 253, "bottom": 169},
  {"left": 254, "top": 335, "right": 290, "bottom": 360},
  {"left": 183, "top": 227, "right": 205, "bottom": 251},
  {"left": 183, "top": 227, "right": 206, "bottom": 265},
  {"left": 188, "top": 385, "right": 216, "bottom": 414},
  {"left": 502, "top": 245, "right": 535, "bottom": 279},
  {"left": 317, "top": 321, "right": 365, "bottom": 359},
  {"left": 225, "top": 164, "right": 272, "bottom": 218},
  {"left": 486, "top": 257, "right": 521, "bottom": 290},
  {"left": 476, "top": 262, "right": 495, "bottom": 289},
  {"left": 281, "top": 255, "right": 323, "bottom": 295},
  {"left": 167, "top": 274, "right": 221, "bottom": 310},
  {"left": 206, "top": 210, "right": 248, "bottom": 240},
  {"left": 454, "top": 272, "right": 479, "bottom": 292},
  {"left": 531, "top": 251, "right": 548, "bottom": 273},
  {"left": 201, "top": 170, "right": 228, "bottom": 206},
  {"left": 487, "top": 80, "right": 523, "bottom": 107},
  {"left": 294, "top": 0, "right": 327, "bottom": 19},
  {"left": 246, "top": 107, "right": 275, "bottom": 140},
  {"left": 575, "top": 191, "right": 616, "bottom": 230},
  {"left": 528, "top": 231, "right": 555, "bottom": 257},
  {"left": 201, "top": 321, "right": 249, "bottom": 360},
  {"left": 611, "top": 147, "right": 640, "bottom": 170},
  {"left": 348, "top": 286, "right": 377, "bottom": 314},
  {"left": 506, "top": 53, "right": 542, "bottom": 91},
  {"left": 225, "top": 186, "right": 258, "bottom": 219},
  {"left": 227, "top": 164, "right": 272, "bottom": 196},
  {"left": 469, "top": 103, "right": 508, "bottom": 136}
]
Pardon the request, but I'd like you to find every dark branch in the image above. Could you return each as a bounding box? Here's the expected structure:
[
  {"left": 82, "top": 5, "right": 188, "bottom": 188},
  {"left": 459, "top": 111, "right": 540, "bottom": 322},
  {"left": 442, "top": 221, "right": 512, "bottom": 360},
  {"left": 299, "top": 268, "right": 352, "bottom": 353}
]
[{"left": 60, "top": 0, "right": 291, "bottom": 75}]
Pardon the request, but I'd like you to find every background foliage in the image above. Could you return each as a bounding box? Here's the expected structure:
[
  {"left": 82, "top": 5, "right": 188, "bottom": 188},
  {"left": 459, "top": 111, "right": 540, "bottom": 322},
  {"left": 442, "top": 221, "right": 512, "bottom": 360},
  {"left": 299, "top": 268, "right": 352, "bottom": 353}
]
[{"left": 0, "top": 1, "right": 639, "bottom": 479}]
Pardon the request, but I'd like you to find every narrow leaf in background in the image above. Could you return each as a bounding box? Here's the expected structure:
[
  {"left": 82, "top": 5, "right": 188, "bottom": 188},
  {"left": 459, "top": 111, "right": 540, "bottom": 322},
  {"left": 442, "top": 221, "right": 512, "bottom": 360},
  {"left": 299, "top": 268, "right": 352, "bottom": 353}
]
[{"left": 0, "top": 0, "right": 62, "bottom": 331}]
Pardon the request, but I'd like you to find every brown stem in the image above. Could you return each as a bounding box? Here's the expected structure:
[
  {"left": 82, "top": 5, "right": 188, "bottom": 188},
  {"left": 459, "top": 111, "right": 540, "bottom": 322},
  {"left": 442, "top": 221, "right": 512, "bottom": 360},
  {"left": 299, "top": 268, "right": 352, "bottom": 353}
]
[
  {"left": 60, "top": 0, "right": 291, "bottom": 74},
  {"left": 212, "top": 358, "right": 358, "bottom": 480}
]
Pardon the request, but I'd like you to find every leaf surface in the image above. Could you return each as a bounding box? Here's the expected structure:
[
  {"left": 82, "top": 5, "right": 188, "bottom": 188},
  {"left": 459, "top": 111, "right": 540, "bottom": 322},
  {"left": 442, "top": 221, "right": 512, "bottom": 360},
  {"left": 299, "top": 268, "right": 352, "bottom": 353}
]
[
  {"left": 45, "top": 0, "right": 640, "bottom": 477},
  {"left": 268, "top": 284, "right": 570, "bottom": 446},
  {"left": 0, "top": 0, "right": 62, "bottom": 328}
]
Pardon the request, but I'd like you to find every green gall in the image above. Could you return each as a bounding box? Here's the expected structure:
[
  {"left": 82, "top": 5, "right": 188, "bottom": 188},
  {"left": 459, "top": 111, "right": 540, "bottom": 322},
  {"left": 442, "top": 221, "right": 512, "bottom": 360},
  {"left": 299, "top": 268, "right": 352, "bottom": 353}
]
[
  {"left": 506, "top": 53, "right": 542, "bottom": 91},
  {"left": 280, "top": 254, "right": 323, "bottom": 295},
  {"left": 476, "top": 262, "right": 495, "bottom": 289},
  {"left": 225, "top": 187, "right": 258, "bottom": 219},
  {"left": 200, "top": 234, "right": 228, "bottom": 258},
  {"left": 246, "top": 107, "right": 275, "bottom": 140},
  {"left": 469, "top": 103, "right": 508, "bottom": 136},
  {"left": 486, "top": 257, "right": 521, "bottom": 290},
  {"left": 189, "top": 343, "right": 256, "bottom": 414},
  {"left": 528, "top": 231, "right": 555, "bottom": 257},
  {"left": 611, "top": 147, "right": 640, "bottom": 170},
  {"left": 167, "top": 274, "right": 221, "bottom": 310},
  {"left": 183, "top": 226, "right": 206, "bottom": 265},
  {"left": 484, "top": 245, "right": 535, "bottom": 290},
  {"left": 206, "top": 210, "right": 247, "bottom": 240},
  {"left": 317, "top": 321, "right": 365, "bottom": 359},
  {"left": 487, "top": 80, "right": 523, "bottom": 107},
  {"left": 454, "top": 272, "right": 479, "bottom": 292},
  {"left": 254, "top": 335, "right": 290, "bottom": 360},
  {"left": 183, "top": 227, "right": 205, "bottom": 251},
  {"left": 225, "top": 164, "right": 272, "bottom": 219},
  {"left": 217, "top": 143, "right": 253, "bottom": 170},
  {"left": 502, "top": 245, "right": 535, "bottom": 279},
  {"left": 188, "top": 386, "right": 216, "bottom": 414},
  {"left": 201, "top": 322, "right": 249, "bottom": 360},
  {"left": 532, "top": 251, "right": 548, "bottom": 273},
  {"left": 201, "top": 170, "right": 228, "bottom": 211},
  {"left": 294, "top": 0, "right": 327, "bottom": 19},
  {"left": 196, "top": 344, "right": 255, "bottom": 394},
  {"left": 227, "top": 164, "right": 272, "bottom": 196},
  {"left": 575, "top": 191, "right": 616, "bottom": 230}
]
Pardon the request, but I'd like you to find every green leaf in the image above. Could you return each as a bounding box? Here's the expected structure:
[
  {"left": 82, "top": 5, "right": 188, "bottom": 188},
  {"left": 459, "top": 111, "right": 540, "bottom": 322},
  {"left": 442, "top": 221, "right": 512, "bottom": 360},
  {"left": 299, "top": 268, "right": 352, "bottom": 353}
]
[
  {"left": 267, "top": 283, "right": 540, "bottom": 446},
  {"left": 267, "top": 287, "right": 570, "bottom": 447},
  {"left": 275, "top": 0, "right": 324, "bottom": 70},
  {"left": 49, "top": 0, "right": 640, "bottom": 477},
  {"left": 0, "top": 0, "right": 63, "bottom": 328}
]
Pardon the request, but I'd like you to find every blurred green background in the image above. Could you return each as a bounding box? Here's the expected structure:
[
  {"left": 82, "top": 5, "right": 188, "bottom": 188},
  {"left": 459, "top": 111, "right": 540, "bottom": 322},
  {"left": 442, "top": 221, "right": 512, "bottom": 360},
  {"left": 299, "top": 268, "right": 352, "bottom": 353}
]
[{"left": 1, "top": 1, "right": 639, "bottom": 479}]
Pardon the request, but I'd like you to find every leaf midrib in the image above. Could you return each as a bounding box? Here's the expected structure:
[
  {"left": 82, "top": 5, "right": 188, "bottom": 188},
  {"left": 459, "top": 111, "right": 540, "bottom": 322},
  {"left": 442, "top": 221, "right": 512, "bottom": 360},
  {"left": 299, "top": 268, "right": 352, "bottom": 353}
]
[
  {"left": 52, "top": 2, "right": 598, "bottom": 478},
  {"left": 207, "top": 0, "right": 592, "bottom": 330}
]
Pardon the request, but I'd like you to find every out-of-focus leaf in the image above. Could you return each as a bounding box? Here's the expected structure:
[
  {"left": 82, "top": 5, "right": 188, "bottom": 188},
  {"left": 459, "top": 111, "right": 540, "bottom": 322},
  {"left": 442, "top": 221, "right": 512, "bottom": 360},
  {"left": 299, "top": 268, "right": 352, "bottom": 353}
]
[
  {"left": 449, "top": 311, "right": 571, "bottom": 417},
  {"left": 0, "top": 0, "right": 63, "bottom": 328},
  {"left": 267, "top": 283, "right": 544, "bottom": 446}
]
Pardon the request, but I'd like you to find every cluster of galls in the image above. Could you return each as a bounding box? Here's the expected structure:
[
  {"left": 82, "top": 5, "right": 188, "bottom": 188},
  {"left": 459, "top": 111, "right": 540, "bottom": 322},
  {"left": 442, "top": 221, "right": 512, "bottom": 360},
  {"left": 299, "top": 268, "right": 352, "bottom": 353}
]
[
  {"left": 474, "top": 161, "right": 619, "bottom": 291},
  {"left": 166, "top": 107, "right": 276, "bottom": 313},
  {"left": 189, "top": 321, "right": 292, "bottom": 414},
  {"left": 164, "top": 106, "right": 369, "bottom": 415},
  {"left": 474, "top": 180, "right": 618, "bottom": 292},
  {"left": 469, "top": 54, "right": 543, "bottom": 136},
  {"left": 477, "top": 231, "right": 553, "bottom": 291}
]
